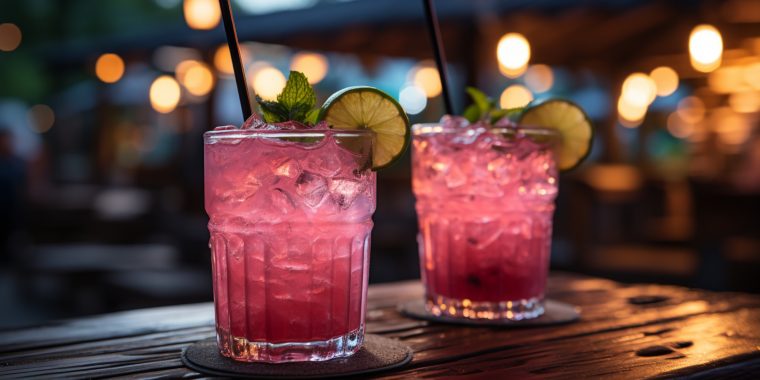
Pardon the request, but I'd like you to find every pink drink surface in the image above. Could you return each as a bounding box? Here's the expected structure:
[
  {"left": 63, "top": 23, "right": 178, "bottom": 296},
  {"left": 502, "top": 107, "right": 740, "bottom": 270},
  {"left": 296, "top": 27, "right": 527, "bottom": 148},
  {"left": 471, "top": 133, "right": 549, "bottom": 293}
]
[
  {"left": 204, "top": 128, "right": 375, "bottom": 360},
  {"left": 412, "top": 120, "right": 558, "bottom": 305}
]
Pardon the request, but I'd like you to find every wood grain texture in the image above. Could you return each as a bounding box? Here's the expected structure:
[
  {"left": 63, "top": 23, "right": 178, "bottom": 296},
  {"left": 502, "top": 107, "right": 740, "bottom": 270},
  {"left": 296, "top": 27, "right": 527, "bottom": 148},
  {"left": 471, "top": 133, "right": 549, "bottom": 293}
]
[{"left": 1, "top": 272, "right": 759, "bottom": 379}]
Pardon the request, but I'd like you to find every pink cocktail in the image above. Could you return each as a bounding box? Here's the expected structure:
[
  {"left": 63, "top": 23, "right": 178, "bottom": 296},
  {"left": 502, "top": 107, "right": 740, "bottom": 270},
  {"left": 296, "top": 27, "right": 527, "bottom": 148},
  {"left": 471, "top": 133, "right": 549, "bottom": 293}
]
[
  {"left": 204, "top": 127, "right": 375, "bottom": 362},
  {"left": 412, "top": 118, "right": 558, "bottom": 320}
]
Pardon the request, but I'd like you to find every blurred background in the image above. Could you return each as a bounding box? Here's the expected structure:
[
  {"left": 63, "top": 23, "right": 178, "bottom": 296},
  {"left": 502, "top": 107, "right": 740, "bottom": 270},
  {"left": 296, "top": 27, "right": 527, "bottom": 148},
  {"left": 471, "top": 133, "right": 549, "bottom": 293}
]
[{"left": 2, "top": 0, "right": 760, "bottom": 328}]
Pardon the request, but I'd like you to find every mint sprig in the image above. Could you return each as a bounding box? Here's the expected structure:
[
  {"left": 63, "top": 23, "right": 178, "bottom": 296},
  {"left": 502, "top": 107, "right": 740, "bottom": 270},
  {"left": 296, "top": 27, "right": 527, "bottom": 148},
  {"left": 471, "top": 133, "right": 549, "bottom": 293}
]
[
  {"left": 462, "top": 86, "right": 526, "bottom": 124},
  {"left": 256, "top": 71, "right": 318, "bottom": 124}
]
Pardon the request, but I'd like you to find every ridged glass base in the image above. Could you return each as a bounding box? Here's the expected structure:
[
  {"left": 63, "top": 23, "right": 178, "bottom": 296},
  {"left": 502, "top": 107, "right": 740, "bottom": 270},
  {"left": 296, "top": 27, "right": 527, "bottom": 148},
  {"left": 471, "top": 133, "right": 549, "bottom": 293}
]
[
  {"left": 426, "top": 295, "right": 544, "bottom": 321},
  {"left": 216, "top": 326, "right": 364, "bottom": 363}
]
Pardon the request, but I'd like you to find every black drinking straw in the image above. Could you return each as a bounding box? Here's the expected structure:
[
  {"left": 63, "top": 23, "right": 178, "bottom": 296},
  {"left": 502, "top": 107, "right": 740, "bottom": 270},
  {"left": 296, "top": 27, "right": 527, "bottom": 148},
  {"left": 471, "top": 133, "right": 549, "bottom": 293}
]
[
  {"left": 219, "top": 0, "right": 253, "bottom": 120},
  {"left": 422, "top": 0, "right": 454, "bottom": 115}
]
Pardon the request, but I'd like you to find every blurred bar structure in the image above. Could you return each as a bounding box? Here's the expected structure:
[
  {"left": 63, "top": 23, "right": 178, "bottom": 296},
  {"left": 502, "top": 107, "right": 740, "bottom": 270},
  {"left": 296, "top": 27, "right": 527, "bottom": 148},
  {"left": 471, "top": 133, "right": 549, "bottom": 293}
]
[{"left": 1, "top": 0, "right": 760, "bottom": 328}]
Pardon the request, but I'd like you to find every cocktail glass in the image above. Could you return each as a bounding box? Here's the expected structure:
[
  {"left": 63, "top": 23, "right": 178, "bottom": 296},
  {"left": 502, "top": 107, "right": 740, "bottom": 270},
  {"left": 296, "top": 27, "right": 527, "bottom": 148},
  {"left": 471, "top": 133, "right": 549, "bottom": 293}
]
[
  {"left": 412, "top": 119, "right": 559, "bottom": 320},
  {"left": 204, "top": 127, "right": 375, "bottom": 362}
]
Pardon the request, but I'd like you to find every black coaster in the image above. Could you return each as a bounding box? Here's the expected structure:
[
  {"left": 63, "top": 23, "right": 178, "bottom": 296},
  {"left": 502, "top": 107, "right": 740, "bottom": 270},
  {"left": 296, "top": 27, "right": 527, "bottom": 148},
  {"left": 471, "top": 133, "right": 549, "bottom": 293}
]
[
  {"left": 399, "top": 299, "right": 580, "bottom": 327},
  {"left": 181, "top": 334, "right": 412, "bottom": 379}
]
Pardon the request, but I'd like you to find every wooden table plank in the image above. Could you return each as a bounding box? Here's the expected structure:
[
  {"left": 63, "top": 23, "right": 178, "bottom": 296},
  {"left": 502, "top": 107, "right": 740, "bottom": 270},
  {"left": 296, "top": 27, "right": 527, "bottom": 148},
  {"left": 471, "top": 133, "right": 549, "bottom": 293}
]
[{"left": 1, "top": 272, "right": 759, "bottom": 379}]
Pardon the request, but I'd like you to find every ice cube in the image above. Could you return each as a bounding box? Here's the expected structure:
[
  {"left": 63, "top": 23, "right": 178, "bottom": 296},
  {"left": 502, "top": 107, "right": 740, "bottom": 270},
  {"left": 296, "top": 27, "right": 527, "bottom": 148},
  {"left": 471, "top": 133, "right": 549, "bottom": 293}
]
[
  {"left": 465, "top": 220, "right": 502, "bottom": 250},
  {"left": 270, "top": 188, "right": 296, "bottom": 214},
  {"left": 218, "top": 175, "right": 261, "bottom": 203},
  {"left": 329, "top": 178, "right": 366, "bottom": 209},
  {"left": 440, "top": 115, "right": 470, "bottom": 129},
  {"left": 272, "top": 158, "right": 301, "bottom": 179},
  {"left": 445, "top": 164, "right": 467, "bottom": 189},
  {"left": 295, "top": 171, "right": 328, "bottom": 208},
  {"left": 241, "top": 114, "right": 266, "bottom": 129},
  {"left": 304, "top": 150, "right": 342, "bottom": 177}
]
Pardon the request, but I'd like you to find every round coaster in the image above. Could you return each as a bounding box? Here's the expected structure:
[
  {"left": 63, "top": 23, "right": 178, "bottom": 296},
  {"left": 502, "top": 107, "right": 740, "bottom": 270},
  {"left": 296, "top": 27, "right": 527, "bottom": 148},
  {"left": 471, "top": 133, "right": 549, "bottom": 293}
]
[
  {"left": 399, "top": 299, "right": 580, "bottom": 327},
  {"left": 181, "top": 334, "right": 413, "bottom": 379}
]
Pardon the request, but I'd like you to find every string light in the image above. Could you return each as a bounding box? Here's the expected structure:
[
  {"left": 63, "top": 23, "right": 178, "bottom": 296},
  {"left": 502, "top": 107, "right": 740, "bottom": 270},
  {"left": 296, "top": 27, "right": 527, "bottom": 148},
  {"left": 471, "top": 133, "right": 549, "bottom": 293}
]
[
  {"left": 251, "top": 65, "right": 286, "bottom": 100},
  {"left": 689, "top": 24, "right": 723, "bottom": 73},
  {"left": 290, "top": 52, "right": 329, "bottom": 84},
  {"left": 95, "top": 53, "right": 125, "bottom": 83},
  {"left": 649, "top": 66, "right": 679, "bottom": 97},
  {"left": 0, "top": 23, "right": 22, "bottom": 52},
  {"left": 183, "top": 0, "right": 220, "bottom": 30},
  {"left": 410, "top": 62, "right": 442, "bottom": 98},
  {"left": 150, "top": 75, "right": 181, "bottom": 113},
  {"left": 28, "top": 104, "right": 55, "bottom": 133},
  {"left": 524, "top": 64, "right": 554, "bottom": 93},
  {"left": 497, "top": 33, "right": 530, "bottom": 78},
  {"left": 500, "top": 84, "right": 533, "bottom": 109},
  {"left": 621, "top": 73, "right": 657, "bottom": 108}
]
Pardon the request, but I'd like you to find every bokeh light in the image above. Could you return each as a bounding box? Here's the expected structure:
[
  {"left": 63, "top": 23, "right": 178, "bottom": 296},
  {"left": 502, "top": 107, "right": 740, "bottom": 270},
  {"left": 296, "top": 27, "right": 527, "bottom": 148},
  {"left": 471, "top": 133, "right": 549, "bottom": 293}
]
[
  {"left": 410, "top": 64, "right": 442, "bottom": 98},
  {"left": 95, "top": 53, "right": 125, "bottom": 84},
  {"left": 290, "top": 52, "right": 329, "bottom": 84},
  {"left": 676, "top": 96, "right": 706, "bottom": 124},
  {"left": 743, "top": 62, "right": 760, "bottom": 90},
  {"left": 524, "top": 64, "right": 554, "bottom": 93},
  {"left": 712, "top": 108, "right": 750, "bottom": 146},
  {"left": 183, "top": 0, "right": 221, "bottom": 30},
  {"left": 177, "top": 61, "right": 215, "bottom": 96},
  {"left": 497, "top": 33, "right": 530, "bottom": 77},
  {"left": 251, "top": 65, "right": 286, "bottom": 100},
  {"left": 728, "top": 91, "right": 760, "bottom": 113},
  {"left": 708, "top": 66, "right": 747, "bottom": 94},
  {"left": 150, "top": 75, "right": 181, "bottom": 113},
  {"left": 617, "top": 97, "right": 647, "bottom": 126},
  {"left": 0, "top": 23, "right": 22, "bottom": 52},
  {"left": 399, "top": 86, "right": 427, "bottom": 115},
  {"left": 666, "top": 112, "right": 694, "bottom": 139},
  {"left": 689, "top": 24, "right": 723, "bottom": 73},
  {"left": 649, "top": 66, "right": 679, "bottom": 97},
  {"left": 28, "top": 104, "right": 55, "bottom": 134},
  {"left": 499, "top": 84, "right": 533, "bottom": 109},
  {"left": 621, "top": 73, "right": 656, "bottom": 107}
]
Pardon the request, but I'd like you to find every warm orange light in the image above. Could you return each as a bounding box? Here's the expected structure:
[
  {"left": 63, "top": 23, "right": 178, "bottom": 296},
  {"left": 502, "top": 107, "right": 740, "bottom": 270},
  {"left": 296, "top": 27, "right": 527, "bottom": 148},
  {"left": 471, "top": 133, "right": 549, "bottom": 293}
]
[
  {"left": 500, "top": 84, "right": 533, "bottom": 109},
  {"left": 183, "top": 0, "right": 220, "bottom": 30},
  {"left": 666, "top": 112, "right": 694, "bottom": 139},
  {"left": 410, "top": 64, "right": 442, "bottom": 98},
  {"left": 728, "top": 91, "right": 760, "bottom": 113},
  {"left": 0, "top": 23, "right": 22, "bottom": 52},
  {"left": 497, "top": 33, "right": 530, "bottom": 77},
  {"left": 251, "top": 65, "right": 286, "bottom": 100},
  {"left": 676, "top": 96, "right": 706, "bottom": 124},
  {"left": 743, "top": 62, "right": 760, "bottom": 90},
  {"left": 708, "top": 66, "right": 748, "bottom": 94},
  {"left": 689, "top": 24, "right": 723, "bottom": 73},
  {"left": 213, "top": 44, "right": 252, "bottom": 75},
  {"left": 621, "top": 73, "right": 657, "bottom": 107},
  {"left": 712, "top": 108, "right": 750, "bottom": 145},
  {"left": 183, "top": 62, "right": 214, "bottom": 96},
  {"left": 617, "top": 97, "right": 647, "bottom": 126},
  {"left": 649, "top": 66, "right": 679, "bottom": 97},
  {"left": 498, "top": 64, "right": 528, "bottom": 79},
  {"left": 290, "top": 52, "right": 329, "bottom": 84},
  {"left": 28, "top": 104, "right": 54, "bottom": 133},
  {"left": 95, "top": 53, "right": 125, "bottom": 84},
  {"left": 525, "top": 64, "right": 553, "bottom": 93},
  {"left": 150, "top": 75, "right": 181, "bottom": 113}
]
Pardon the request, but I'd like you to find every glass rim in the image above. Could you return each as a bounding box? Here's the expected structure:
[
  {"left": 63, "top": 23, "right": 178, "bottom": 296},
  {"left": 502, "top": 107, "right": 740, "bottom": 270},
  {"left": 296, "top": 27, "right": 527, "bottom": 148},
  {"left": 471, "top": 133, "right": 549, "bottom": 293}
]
[
  {"left": 204, "top": 127, "right": 373, "bottom": 141},
  {"left": 411, "top": 122, "right": 561, "bottom": 140}
]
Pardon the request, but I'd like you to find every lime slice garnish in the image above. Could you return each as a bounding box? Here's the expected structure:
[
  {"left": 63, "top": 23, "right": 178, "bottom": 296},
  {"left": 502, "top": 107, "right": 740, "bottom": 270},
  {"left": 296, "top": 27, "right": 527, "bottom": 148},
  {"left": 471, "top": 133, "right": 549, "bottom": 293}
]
[
  {"left": 319, "top": 86, "right": 411, "bottom": 170},
  {"left": 519, "top": 99, "right": 593, "bottom": 171}
]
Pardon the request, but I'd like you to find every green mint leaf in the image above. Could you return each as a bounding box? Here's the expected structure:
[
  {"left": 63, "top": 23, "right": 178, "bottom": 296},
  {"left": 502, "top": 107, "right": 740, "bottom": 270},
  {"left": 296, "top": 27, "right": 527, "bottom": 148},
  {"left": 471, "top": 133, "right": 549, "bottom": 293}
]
[
  {"left": 466, "top": 87, "right": 493, "bottom": 115},
  {"left": 304, "top": 108, "right": 320, "bottom": 125},
  {"left": 463, "top": 104, "right": 481, "bottom": 123},
  {"left": 277, "top": 71, "right": 316, "bottom": 113},
  {"left": 490, "top": 107, "right": 525, "bottom": 123},
  {"left": 256, "top": 95, "right": 288, "bottom": 123}
]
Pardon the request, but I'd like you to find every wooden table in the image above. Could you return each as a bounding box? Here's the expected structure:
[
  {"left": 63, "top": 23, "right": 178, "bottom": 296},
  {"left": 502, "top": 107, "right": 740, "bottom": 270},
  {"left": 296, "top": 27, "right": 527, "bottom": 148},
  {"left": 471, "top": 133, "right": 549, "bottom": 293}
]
[{"left": 2, "top": 272, "right": 760, "bottom": 378}]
